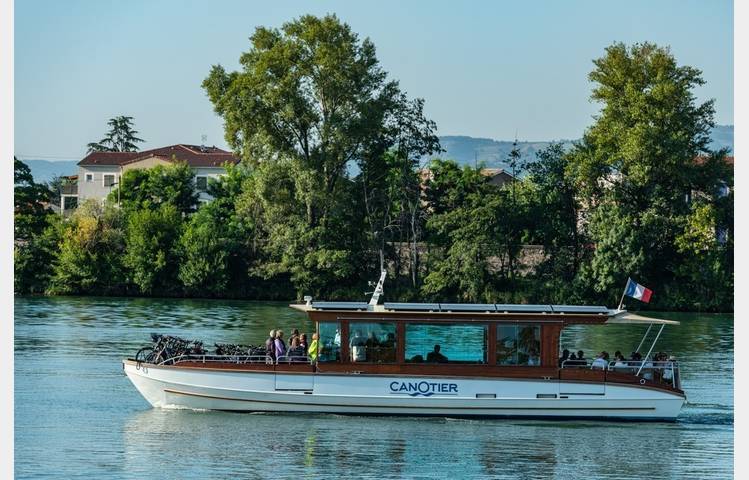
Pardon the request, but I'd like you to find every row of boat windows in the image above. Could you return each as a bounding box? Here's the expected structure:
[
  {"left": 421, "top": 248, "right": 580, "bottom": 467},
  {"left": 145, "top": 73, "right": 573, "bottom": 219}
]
[{"left": 317, "top": 322, "right": 541, "bottom": 366}]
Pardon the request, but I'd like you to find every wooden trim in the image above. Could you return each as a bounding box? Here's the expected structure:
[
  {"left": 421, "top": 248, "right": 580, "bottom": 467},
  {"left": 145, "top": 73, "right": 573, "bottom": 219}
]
[
  {"left": 396, "top": 322, "right": 405, "bottom": 364},
  {"left": 487, "top": 323, "right": 497, "bottom": 365},
  {"left": 340, "top": 320, "right": 350, "bottom": 363}
]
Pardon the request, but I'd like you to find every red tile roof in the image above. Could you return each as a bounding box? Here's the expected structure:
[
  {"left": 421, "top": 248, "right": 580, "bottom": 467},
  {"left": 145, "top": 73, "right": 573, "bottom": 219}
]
[
  {"left": 694, "top": 155, "right": 734, "bottom": 167},
  {"left": 78, "top": 144, "right": 240, "bottom": 168}
]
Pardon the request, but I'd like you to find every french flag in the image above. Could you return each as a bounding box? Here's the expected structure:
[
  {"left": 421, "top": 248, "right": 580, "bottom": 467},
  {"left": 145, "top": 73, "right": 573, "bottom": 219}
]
[{"left": 624, "top": 278, "right": 653, "bottom": 303}]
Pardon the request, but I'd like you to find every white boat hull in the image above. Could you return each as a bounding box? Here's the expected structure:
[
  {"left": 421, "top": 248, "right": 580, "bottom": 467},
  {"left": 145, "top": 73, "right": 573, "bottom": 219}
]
[{"left": 123, "top": 361, "right": 685, "bottom": 421}]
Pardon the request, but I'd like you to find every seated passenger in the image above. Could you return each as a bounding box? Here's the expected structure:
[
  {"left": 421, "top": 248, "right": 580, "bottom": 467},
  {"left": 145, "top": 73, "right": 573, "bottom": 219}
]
[
  {"left": 426, "top": 344, "right": 448, "bottom": 363},
  {"left": 350, "top": 330, "right": 366, "bottom": 362},
  {"left": 410, "top": 354, "right": 424, "bottom": 363},
  {"left": 527, "top": 349, "right": 540, "bottom": 366},
  {"left": 577, "top": 350, "right": 586, "bottom": 363},
  {"left": 613, "top": 353, "right": 628, "bottom": 372},
  {"left": 591, "top": 352, "right": 608, "bottom": 370},
  {"left": 559, "top": 349, "right": 570, "bottom": 367}
]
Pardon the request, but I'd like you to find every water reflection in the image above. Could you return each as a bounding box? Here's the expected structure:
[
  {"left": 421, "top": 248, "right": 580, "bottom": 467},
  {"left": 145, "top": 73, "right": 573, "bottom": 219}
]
[{"left": 121, "top": 410, "right": 714, "bottom": 479}]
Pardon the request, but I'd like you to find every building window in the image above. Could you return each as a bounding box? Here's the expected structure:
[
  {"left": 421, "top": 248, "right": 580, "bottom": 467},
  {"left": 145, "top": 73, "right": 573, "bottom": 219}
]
[
  {"left": 497, "top": 324, "right": 541, "bottom": 366},
  {"left": 405, "top": 323, "right": 487, "bottom": 364},
  {"left": 196, "top": 176, "right": 208, "bottom": 192},
  {"left": 103, "top": 174, "right": 116, "bottom": 187},
  {"left": 85, "top": 173, "right": 93, "bottom": 183},
  {"left": 348, "top": 322, "right": 397, "bottom": 363},
  {"left": 318, "top": 322, "right": 341, "bottom": 363}
]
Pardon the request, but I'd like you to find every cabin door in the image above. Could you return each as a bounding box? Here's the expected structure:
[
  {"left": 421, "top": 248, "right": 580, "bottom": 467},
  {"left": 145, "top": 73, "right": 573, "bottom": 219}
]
[{"left": 275, "top": 372, "right": 314, "bottom": 391}]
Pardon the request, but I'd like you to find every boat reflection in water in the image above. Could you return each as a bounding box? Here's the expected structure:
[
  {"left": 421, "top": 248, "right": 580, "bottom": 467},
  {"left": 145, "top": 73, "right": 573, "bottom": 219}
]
[
  {"left": 121, "top": 408, "right": 687, "bottom": 478},
  {"left": 124, "top": 273, "right": 685, "bottom": 421}
]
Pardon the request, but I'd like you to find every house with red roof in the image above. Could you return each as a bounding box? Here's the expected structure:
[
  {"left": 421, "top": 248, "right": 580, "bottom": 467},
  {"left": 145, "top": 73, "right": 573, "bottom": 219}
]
[{"left": 64, "top": 144, "right": 240, "bottom": 210}]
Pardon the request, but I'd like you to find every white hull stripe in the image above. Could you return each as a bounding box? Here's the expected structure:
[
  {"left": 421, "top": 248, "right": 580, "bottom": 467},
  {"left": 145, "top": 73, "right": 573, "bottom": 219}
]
[{"left": 163, "top": 389, "right": 656, "bottom": 411}]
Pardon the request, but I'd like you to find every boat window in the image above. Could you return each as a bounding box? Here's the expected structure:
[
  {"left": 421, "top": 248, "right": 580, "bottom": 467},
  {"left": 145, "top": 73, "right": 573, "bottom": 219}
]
[
  {"left": 496, "top": 324, "right": 541, "bottom": 366},
  {"left": 318, "top": 322, "right": 341, "bottom": 363},
  {"left": 348, "top": 322, "right": 397, "bottom": 363},
  {"left": 405, "top": 324, "right": 487, "bottom": 364}
]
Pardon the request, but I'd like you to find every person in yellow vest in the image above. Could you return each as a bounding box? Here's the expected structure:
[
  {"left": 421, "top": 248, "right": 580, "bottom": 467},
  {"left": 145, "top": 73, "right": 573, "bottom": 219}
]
[{"left": 308, "top": 333, "right": 320, "bottom": 362}]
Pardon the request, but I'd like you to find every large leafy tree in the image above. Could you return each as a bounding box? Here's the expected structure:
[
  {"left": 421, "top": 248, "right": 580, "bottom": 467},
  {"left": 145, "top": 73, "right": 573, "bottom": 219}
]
[
  {"left": 568, "top": 42, "right": 726, "bottom": 305},
  {"left": 204, "top": 14, "right": 439, "bottom": 296},
  {"left": 87, "top": 116, "right": 144, "bottom": 153}
]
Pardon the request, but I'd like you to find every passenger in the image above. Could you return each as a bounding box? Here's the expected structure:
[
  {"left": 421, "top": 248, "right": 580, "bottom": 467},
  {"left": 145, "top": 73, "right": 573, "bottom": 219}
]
[
  {"left": 299, "top": 334, "right": 308, "bottom": 353},
  {"left": 559, "top": 349, "right": 570, "bottom": 367},
  {"left": 274, "top": 330, "right": 287, "bottom": 360},
  {"left": 410, "top": 355, "right": 424, "bottom": 363},
  {"left": 351, "top": 330, "right": 366, "bottom": 362},
  {"left": 591, "top": 352, "right": 608, "bottom": 370},
  {"left": 577, "top": 350, "right": 586, "bottom": 364},
  {"left": 613, "top": 353, "right": 628, "bottom": 372},
  {"left": 642, "top": 356, "right": 654, "bottom": 381},
  {"left": 527, "top": 349, "right": 540, "bottom": 366},
  {"left": 567, "top": 352, "right": 578, "bottom": 366},
  {"left": 426, "top": 344, "right": 448, "bottom": 363},
  {"left": 265, "top": 329, "right": 277, "bottom": 361},
  {"left": 289, "top": 328, "right": 300, "bottom": 346},
  {"left": 289, "top": 336, "right": 300, "bottom": 349},
  {"left": 308, "top": 333, "right": 319, "bottom": 362},
  {"left": 602, "top": 351, "right": 610, "bottom": 362}
]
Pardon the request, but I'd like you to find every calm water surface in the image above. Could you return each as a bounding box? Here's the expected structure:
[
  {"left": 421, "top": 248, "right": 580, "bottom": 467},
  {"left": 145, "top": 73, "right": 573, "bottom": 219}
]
[{"left": 15, "top": 297, "right": 733, "bottom": 479}]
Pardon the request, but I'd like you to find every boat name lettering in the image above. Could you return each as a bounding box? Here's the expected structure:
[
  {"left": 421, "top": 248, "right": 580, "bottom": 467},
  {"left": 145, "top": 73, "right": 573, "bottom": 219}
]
[{"left": 389, "top": 381, "right": 458, "bottom": 396}]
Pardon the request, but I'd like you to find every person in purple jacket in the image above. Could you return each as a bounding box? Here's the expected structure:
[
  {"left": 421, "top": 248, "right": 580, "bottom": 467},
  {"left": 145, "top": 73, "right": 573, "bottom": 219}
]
[{"left": 274, "top": 330, "right": 287, "bottom": 360}]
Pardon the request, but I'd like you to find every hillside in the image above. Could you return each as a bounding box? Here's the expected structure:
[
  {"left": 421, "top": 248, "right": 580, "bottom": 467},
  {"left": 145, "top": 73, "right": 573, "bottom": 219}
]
[
  {"left": 432, "top": 125, "right": 734, "bottom": 170},
  {"left": 20, "top": 125, "right": 733, "bottom": 183}
]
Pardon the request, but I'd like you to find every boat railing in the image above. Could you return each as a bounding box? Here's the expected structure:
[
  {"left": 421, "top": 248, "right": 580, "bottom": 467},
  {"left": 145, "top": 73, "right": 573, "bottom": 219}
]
[
  {"left": 154, "top": 354, "right": 313, "bottom": 366},
  {"left": 560, "top": 359, "right": 681, "bottom": 389},
  {"left": 158, "top": 354, "right": 275, "bottom": 366},
  {"left": 276, "top": 355, "right": 314, "bottom": 364}
]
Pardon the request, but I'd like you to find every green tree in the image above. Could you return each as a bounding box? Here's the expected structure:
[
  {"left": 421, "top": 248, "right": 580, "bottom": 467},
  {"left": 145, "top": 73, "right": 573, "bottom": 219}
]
[
  {"left": 124, "top": 204, "right": 183, "bottom": 295},
  {"left": 87, "top": 116, "right": 144, "bottom": 153},
  {"left": 14, "top": 157, "right": 52, "bottom": 240},
  {"left": 113, "top": 162, "right": 199, "bottom": 215},
  {"left": 568, "top": 42, "right": 727, "bottom": 306},
  {"left": 14, "top": 215, "right": 62, "bottom": 294},
  {"left": 48, "top": 200, "right": 127, "bottom": 295},
  {"left": 204, "top": 14, "right": 439, "bottom": 297},
  {"left": 524, "top": 143, "right": 584, "bottom": 284}
]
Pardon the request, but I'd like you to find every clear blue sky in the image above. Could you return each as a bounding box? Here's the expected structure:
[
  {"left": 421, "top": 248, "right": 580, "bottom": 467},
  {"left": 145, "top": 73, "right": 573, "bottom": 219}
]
[{"left": 14, "top": 0, "right": 733, "bottom": 160}]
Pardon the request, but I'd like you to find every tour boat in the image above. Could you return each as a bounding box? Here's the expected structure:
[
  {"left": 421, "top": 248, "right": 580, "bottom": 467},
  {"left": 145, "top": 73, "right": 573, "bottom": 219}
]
[{"left": 123, "top": 274, "right": 685, "bottom": 421}]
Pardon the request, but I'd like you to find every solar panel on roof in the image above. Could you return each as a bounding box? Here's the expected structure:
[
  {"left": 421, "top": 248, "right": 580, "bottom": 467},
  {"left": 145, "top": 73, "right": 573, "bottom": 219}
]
[
  {"left": 384, "top": 302, "right": 441, "bottom": 311},
  {"left": 439, "top": 303, "right": 497, "bottom": 312},
  {"left": 311, "top": 301, "right": 369, "bottom": 311},
  {"left": 494, "top": 304, "right": 554, "bottom": 313},
  {"left": 551, "top": 305, "right": 609, "bottom": 314}
]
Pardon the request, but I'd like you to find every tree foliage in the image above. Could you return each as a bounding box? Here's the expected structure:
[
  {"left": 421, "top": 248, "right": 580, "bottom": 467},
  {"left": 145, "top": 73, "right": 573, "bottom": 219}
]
[
  {"left": 87, "top": 116, "right": 144, "bottom": 153},
  {"left": 113, "top": 162, "right": 200, "bottom": 215},
  {"left": 124, "top": 205, "right": 182, "bottom": 294},
  {"left": 14, "top": 157, "right": 52, "bottom": 240}
]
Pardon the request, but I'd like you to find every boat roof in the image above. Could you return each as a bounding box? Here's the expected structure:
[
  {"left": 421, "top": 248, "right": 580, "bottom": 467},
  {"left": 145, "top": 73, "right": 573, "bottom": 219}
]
[{"left": 289, "top": 302, "right": 679, "bottom": 325}]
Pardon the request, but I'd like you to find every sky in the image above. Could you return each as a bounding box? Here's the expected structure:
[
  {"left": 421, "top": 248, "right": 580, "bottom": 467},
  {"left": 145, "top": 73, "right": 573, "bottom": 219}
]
[{"left": 14, "top": 0, "right": 733, "bottom": 160}]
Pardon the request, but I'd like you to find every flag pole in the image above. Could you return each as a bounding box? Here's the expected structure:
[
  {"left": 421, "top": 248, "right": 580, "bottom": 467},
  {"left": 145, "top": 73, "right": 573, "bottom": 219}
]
[{"left": 617, "top": 278, "right": 630, "bottom": 311}]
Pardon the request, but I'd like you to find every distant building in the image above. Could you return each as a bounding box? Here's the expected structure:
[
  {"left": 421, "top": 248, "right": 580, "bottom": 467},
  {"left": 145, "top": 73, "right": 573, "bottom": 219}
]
[
  {"left": 479, "top": 168, "right": 516, "bottom": 188},
  {"left": 62, "top": 144, "right": 240, "bottom": 210}
]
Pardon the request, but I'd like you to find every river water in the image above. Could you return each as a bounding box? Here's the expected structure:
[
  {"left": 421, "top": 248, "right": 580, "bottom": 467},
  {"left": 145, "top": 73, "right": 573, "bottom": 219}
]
[{"left": 14, "top": 297, "right": 733, "bottom": 479}]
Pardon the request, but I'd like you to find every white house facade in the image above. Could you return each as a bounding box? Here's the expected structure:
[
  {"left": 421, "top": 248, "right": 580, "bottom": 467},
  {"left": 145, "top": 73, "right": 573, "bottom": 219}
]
[{"left": 66, "top": 144, "right": 240, "bottom": 210}]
